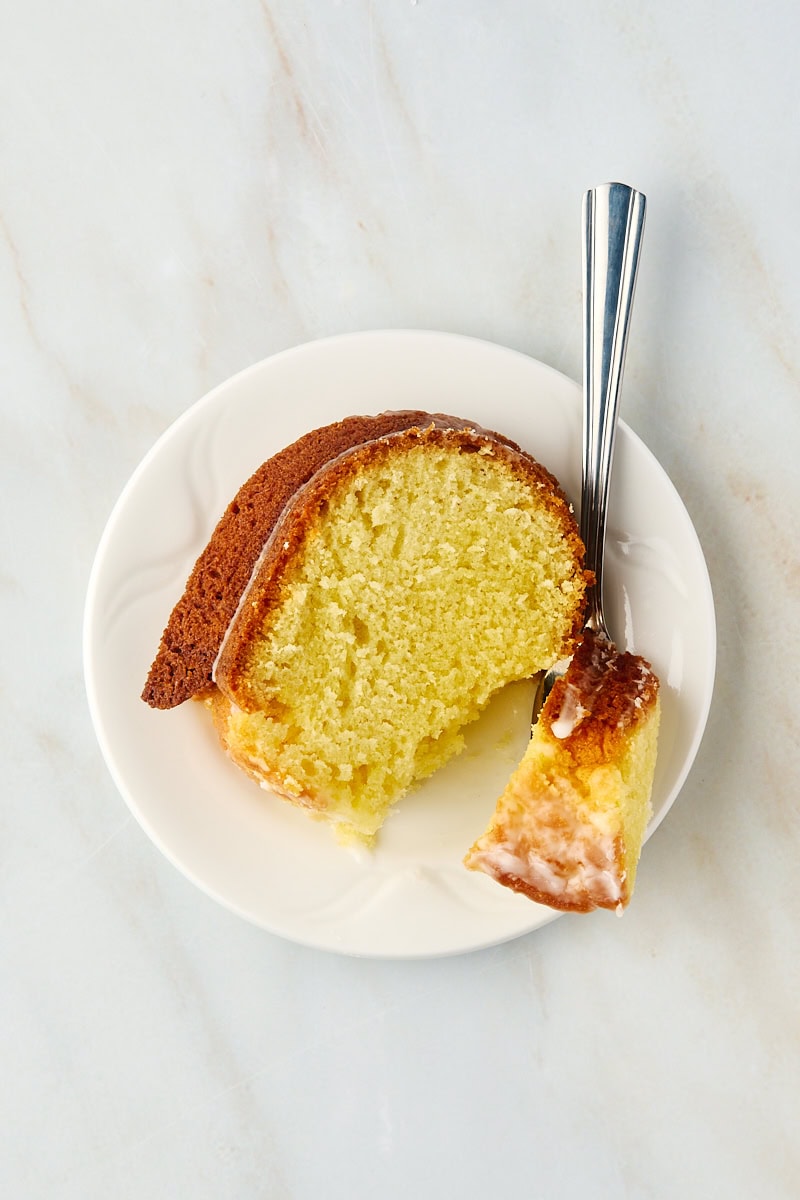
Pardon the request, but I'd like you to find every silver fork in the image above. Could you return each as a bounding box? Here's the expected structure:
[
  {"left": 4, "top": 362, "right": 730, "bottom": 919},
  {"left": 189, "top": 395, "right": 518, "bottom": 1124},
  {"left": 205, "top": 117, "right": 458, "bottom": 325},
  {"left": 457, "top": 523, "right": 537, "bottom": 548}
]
[{"left": 532, "top": 181, "right": 647, "bottom": 723}]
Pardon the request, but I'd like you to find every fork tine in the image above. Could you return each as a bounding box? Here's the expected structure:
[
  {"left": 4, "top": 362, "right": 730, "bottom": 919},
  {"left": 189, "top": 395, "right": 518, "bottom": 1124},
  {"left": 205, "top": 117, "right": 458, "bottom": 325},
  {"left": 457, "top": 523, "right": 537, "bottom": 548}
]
[{"left": 531, "top": 668, "right": 554, "bottom": 726}]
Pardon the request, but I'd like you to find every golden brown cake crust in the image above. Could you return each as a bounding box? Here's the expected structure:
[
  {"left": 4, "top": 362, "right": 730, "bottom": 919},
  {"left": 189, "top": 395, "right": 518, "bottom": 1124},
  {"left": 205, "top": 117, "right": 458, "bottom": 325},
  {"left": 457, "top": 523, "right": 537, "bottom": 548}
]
[
  {"left": 481, "top": 859, "right": 628, "bottom": 913},
  {"left": 464, "top": 629, "right": 660, "bottom": 913},
  {"left": 143, "top": 410, "right": 582, "bottom": 709},
  {"left": 541, "top": 629, "right": 660, "bottom": 760},
  {"left": 213, "top": 421, "right": 587, "bottom": 710},
  {"left": 143, "top": 412, "right": 437, "bottom": 707}
]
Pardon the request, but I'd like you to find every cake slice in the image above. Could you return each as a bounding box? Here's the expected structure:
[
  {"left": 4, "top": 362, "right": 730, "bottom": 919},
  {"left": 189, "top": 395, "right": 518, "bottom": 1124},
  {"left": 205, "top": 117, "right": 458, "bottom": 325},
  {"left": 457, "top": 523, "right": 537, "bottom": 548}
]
[
  {"left": 143, "top": 414, "right": 590, "bottom": 844},
  {"left": 465, "top": 628, "right": 661, "bottom": 911},
  {"left": 142, "top": 411, "right": 453, "bottom": 709}
]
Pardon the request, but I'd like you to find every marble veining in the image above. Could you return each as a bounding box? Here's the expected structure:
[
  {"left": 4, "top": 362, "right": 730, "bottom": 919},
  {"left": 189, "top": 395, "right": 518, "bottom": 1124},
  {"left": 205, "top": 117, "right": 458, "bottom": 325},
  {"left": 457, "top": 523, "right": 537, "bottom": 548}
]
[{"left": 3, "top": 1, "right": 800, "bottom": 1197}]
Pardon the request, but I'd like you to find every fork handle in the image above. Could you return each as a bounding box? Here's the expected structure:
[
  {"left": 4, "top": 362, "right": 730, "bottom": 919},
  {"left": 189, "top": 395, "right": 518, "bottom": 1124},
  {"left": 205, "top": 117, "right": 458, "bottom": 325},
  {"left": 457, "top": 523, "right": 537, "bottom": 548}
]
[{"left": 581, "top": 182, "right": 646, "bottom": 636}]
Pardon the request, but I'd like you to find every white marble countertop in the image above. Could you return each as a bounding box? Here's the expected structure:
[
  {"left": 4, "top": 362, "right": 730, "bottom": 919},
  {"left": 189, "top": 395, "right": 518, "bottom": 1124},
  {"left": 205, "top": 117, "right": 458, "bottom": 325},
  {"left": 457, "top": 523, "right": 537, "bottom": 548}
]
[{"left": 3, "top": 2, "right": 799, "bottom": 1196}]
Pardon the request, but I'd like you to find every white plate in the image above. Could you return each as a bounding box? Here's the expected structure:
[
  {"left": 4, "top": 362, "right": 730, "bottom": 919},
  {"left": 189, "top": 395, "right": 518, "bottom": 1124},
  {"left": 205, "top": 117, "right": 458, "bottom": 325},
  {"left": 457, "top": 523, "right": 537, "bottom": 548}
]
[{"left": 84, "top": 331, "right": 716, "bottom": 958}]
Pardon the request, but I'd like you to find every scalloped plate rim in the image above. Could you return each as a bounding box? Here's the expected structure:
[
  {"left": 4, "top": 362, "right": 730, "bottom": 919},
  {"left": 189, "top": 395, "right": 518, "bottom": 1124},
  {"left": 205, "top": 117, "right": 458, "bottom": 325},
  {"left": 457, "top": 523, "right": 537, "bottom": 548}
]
[{"left": 83, "top": 330, "right": 716, "bottom": 958}]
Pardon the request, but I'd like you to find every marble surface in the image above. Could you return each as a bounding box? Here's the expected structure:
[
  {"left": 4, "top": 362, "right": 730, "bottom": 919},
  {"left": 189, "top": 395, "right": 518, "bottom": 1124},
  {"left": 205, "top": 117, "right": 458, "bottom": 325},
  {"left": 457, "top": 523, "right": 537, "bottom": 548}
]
[{"left": 3, "top": 1, "right": 798, "bottom": 1196}]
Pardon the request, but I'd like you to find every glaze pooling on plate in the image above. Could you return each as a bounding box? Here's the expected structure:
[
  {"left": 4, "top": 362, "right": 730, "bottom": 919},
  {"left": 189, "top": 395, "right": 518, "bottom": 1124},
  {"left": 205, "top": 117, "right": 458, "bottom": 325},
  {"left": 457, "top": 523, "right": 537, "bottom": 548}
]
[{"left": 84, "top": 331, "right": 716, "bottom": 958}]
